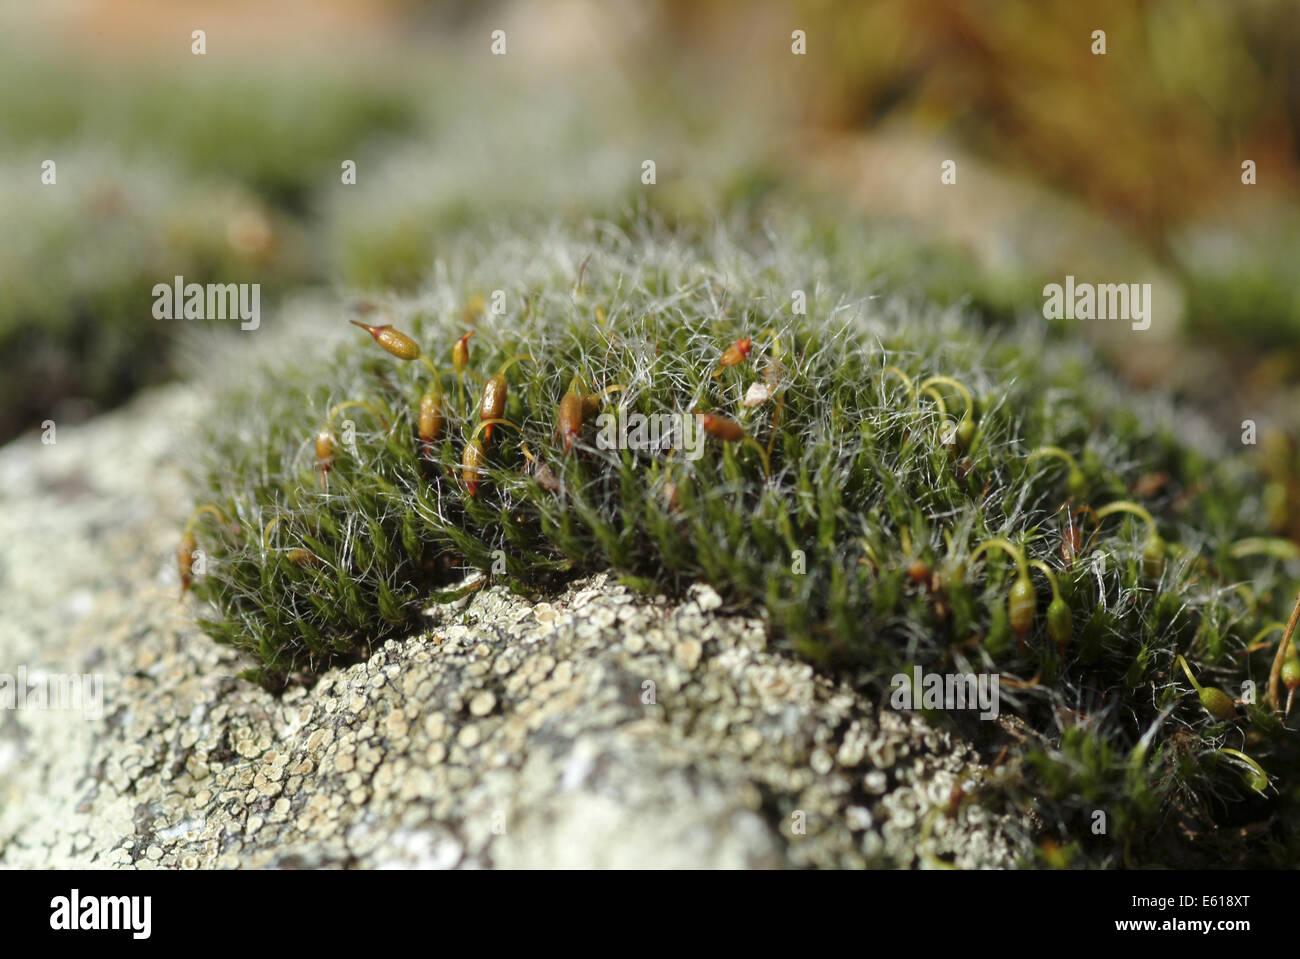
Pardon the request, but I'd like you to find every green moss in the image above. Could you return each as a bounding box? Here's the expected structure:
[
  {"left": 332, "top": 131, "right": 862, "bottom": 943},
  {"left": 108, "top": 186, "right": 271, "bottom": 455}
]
[
  {"left": 1177, "top": 215, "right": 1300, "bottom": 348},
  {"left": 321, "top": 76, "right": 778, "bottom": 291},
  {"left": 0, "top": 151, "right": 311, "bottom": 439},
  {"left": 186, "top": 218, "right": 1300, "bottom": 866},
  {"left": 0, "top": 46, "right": 420, "bottom": 212},
  {"left": 0, "top": 42, "right": 424, "bottom": 437}
]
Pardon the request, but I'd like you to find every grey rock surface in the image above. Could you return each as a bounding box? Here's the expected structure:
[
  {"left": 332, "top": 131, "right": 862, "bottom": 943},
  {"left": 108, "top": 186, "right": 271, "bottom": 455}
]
[{"left": 0, "top": 385, "right": 1029, "bottom": 868}]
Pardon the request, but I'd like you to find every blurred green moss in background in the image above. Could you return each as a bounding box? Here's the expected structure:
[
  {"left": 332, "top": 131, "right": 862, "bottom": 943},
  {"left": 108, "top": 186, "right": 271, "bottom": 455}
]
[
  {"left": 3, "top": 0, "right": 1299, "bottom": 455},
  {"left": 0, "top": 150, "right": 311, "bottom": 438}
]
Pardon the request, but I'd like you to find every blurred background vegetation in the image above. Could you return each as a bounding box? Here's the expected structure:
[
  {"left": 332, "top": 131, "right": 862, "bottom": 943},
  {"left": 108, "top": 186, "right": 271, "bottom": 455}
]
[{"left": 2, "top": 0, "right": 1298, "bottom": 528}]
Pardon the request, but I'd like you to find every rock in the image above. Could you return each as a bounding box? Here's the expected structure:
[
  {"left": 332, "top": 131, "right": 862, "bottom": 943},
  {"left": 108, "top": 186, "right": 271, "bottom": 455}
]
[{"left": 0, "top": 385, "right": 1029, "bottom": 868}]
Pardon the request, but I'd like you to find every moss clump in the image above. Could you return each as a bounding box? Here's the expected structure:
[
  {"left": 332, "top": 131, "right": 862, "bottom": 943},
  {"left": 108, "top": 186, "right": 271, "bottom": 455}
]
[{"left": 186, "top": 219, "right": 1300, "bottom": 866}]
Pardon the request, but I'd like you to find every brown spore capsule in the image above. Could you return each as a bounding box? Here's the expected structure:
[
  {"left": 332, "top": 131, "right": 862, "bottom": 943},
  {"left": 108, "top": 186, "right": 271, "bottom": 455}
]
[
  {"left": 349, "top": 320, "right": 421, "bottom": 361},
  {"left": 907, "top": 559, "right": 931, "bottom": 586},
  {"left": 177, "top": 531, "right": 197, "bottom": 594},
  {"left": 1060, "top": 514, "right": 1082, "bottom": 565},
  {"left": 663, "top": 481, "right": 681, "bottom": 514},
  {"left": 418, "top": 386, "right": 444, "bottom": 452},
  {"left": 315, "top": 430, "right": 336, "bottom": 474},
  {"left": 718, "top": 337, "right": 753, "bottom": 369},
  {"left": 532, "top": 459, "right": 562, "bottom": 494},
  {"left": 480, "top": 374, "right": 508, "bottom": 445},
  {"left": 462, "top": 438, "right": 486, "bottom": 496},
  {"left": 557, "top": 392, "right": 586, "bottom": 454},
  {"left": 452, "top": 331, "right": 473, "bottom": 373},
  {"left": 701, "top": 413, "right": 744, "bottom": 442}
]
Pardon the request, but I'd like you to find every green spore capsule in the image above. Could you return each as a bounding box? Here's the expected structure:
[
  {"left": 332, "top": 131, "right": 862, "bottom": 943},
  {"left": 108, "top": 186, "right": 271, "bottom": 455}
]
[
  {"left": 1283, "top": 656, "right": 1300, "bottom": 691},
  {"left": 983, "top": 605, "right": 1011, "bottom": 658},
  {"left": 1177, "top": 653, "right": 1236, "bottom": 721},
  {"left": 956, "top": 415, "right": 975, "bottom": 451},
  {"left": 1066, "top": 468, "right": 1087, "bottom": 501},
  {"left": 1199, "top": 686, "right": 1237, "bottom": 722},
  {"left": 1026, "top": 446, "right": 1085, "bottom": 501},
  {"left": 1282, "top": 655, "right": 1300, "bottom": 715},
  {"left": 1142, "top": 533, "right": 1166, "bottom": 580},
  {"left": 1046, "top": 596, "right": 1072, "bottom": 651},
  {"left": 1009, "top": 574, "right": 1036, "bottom": 638},
  {"left": 972, "top": 538, "right": 1035, "bottom": 645},
  {"left": 1095, "top": 500, "right": 1164, "bottom": 580}
]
